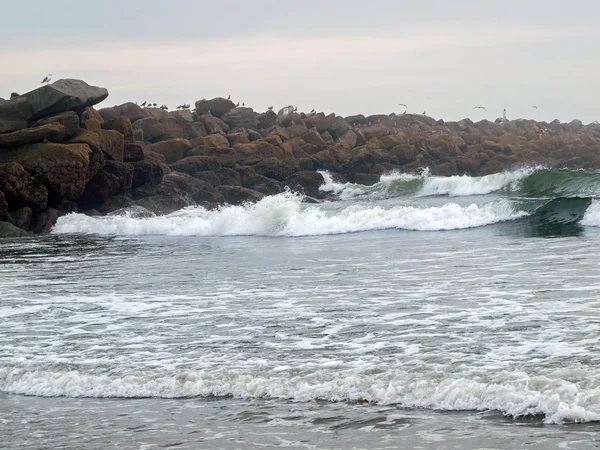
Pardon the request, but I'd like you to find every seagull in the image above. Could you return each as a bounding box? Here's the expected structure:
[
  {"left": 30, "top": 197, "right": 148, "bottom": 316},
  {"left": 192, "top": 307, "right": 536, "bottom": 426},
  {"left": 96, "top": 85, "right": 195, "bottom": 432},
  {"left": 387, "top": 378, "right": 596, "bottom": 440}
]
[
  {"left": 227, "top": 95, "right": 231, "bottom": 100},
  {"left": 236, "top": 102, "right": 240, "bottom": 107},
  {"left": 141, "top": 101, "right": 147, "bottom": 107},
  {"left": 242, "top": 102, "right": 245, "bottom": 106},
  {"left": 293, "top": 107, "right": 298, "bottom": 112},
  {"left": 310, "top": 108, "right": 315, "bottom": 114},
  {"left": 41, "top": 74, "right": 52, "bottom": 84},
  {"left": 152, "top": 103, "right": 157, "bottom": 107},
  {"left": 473, "top": 106, "right": 488, "bottom": 112},
  {"left": 268, "top": 106, "right": 273, "bottom": 110},
  {"left": 398, "top": 103, "right": 407, "bottom": 108},
  {"left": 422, "top": 111, "right": 426, "bottom": 115},
  {"left": 532, "top": 106, "right": 538, "bottom": 109}
]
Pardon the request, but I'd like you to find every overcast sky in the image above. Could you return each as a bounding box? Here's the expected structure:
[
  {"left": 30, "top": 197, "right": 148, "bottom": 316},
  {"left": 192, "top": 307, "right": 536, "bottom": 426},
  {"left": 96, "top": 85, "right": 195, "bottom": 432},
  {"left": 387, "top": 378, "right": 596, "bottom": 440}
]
[{"left": 1, "top": 0, "right": 599, "bottom": 123}]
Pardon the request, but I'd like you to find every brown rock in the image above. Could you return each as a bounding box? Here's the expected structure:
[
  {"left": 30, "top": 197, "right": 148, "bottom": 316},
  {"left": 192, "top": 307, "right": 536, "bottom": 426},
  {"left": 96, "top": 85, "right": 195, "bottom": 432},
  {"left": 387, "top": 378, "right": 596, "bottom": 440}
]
[
  {"left": 169, "top": 156, "right": 221, "bottom": 177},
  {"left": 80, "top": 107, "right": 104, "bottom": 131},
  {"left": 95, "top": 129, "right": 124, "bottom": 162},
  {"left": 219, "top": 185, "right": 264, "bottom": 205},
  {"left": 130, "top": 159, "right": 165, "bottom": 189},
  {"left": 79, "top": 161, "right": 134, "bottom": 207},
  {"left": 285, "top": 171, "right": 326, "bottom": 199},
  {"left": 236, "top": 166, "right": 284, "bottom": 196},
  {"left": 266, "top": 125, "right": 290, "bottom": 142},
  {"left": 195, "top": 97, "right": 236, "bottom": 117},
  {"left": 0, "top": 221, "right": 29, "bottom": 237},
  {"left": 257, "top": 110, "right": 277, "bottom": 129},
  {"left": 302, "top": 130, "right": 327, "bottom": 151},
  {"left": 216, "top": 167, "right": 242, "bottom": 186},
  {"left": 0, "top": 190, "right": 9, "bottom": 222},
  {"left": 390, "top": 144, "right": 417, "bottom": 165},
  {"left": 10, "top": 206, "right": 33, "bottom": 231},
  {"left": 222, "top": 107, "right": 258, "bottom": 130},
  {"left": 233, "top": 141, "right": 291, "bottom": 165},
  {"left": 0, "top": 142, "right": 95, "bottom": 201},
  {"left": 102, "top": 116, "right": 134, "bottom": 142},
  {"left": 226, "top": 132, "right": 250, "bottom": 146},
  {"left": 0, "top": 123, "right": 66, "bottom": 148},
  {"left": 335, "top": 131, "right": 358, "bottom": 151},
  {"left": 163, "top": 172, "right": 222, "bottom": 205},
  {"left": 253, "top": 157, "right": 299, "bottom": 181},
  {"left": 286, "top": 123, "right": 309, "bottom": 139},
  {"left": 186, "top": 147, "right": 235, "bottom": 167},
  {"left": 195, "top": 114, "right": 230, "bottom": 135},
  {"left": 133, "top": 182, "right": 191, "bottom": 215},
  {"left": 132, "top": 117, "right": 168, "bottom": 143},
  {"left": 149, "top": 138, "right": 192, "bottom": 164},
  {"left": 118, "top": 102, "right": 147, "bottom": 123},
  {"left": 124, "top": 142, "right": 146, "bottom": 162},
  {"left": 0, "top": 162, "right": 48, "bottom": 211},
  {"left": 98, "top": 107, "right": 118, "bottom": 121},
  {"left": 34, "top": 208, "right": 62, "bottom": 234},
  {"left": 35, "top": 111, "right": 81, "bottom": 137},
  {"left": 183, "top": 122, "right": 207, "bottom": 140},
  {"left": 361, "top": 124, "right": 390, "bottom": 140},
  {"left": 204, "top": 134, "right": 230, "bottom": 148}
]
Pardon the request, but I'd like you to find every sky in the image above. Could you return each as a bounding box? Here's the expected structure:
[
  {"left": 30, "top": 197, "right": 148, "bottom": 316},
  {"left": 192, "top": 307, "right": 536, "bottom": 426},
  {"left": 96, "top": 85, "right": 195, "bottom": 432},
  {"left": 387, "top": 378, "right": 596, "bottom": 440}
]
[{"left": 1, "top": 0, "right": 599, "bottom": 123}]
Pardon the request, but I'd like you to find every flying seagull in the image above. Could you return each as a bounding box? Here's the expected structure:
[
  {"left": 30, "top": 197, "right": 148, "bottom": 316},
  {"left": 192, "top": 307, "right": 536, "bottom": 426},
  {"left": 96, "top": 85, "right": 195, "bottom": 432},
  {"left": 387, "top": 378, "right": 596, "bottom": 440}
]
[
  {"left": 532, "top": 106, "right": 538, "bottom": 109},
  {"left": 473, "top": 106, "right": 488, "bottom": 111},
  {"left": 41, "top": 74, "right": 52, "bottom": 84},
  {"left": 398, "top": 103, "right": 407, "bottom": 108}
]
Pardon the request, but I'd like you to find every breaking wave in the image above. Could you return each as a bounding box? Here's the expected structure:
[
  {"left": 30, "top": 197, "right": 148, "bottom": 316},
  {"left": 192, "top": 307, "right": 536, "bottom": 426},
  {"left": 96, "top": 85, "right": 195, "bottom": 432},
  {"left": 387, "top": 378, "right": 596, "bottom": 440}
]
[
  {"left": 52, "top": 192, "right": 526, "bottom": 236},
  {"left": 1, "top": 366, "right": 598, "bottom": 424}
]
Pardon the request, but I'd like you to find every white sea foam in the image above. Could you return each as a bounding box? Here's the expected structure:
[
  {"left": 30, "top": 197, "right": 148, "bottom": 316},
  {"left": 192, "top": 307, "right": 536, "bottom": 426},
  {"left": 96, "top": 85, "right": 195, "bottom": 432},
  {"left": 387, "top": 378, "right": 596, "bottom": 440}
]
[
  {"left": 52, "top": 192, "right": 527, "bottom": 236},
  {"left": 318, "top": 168, "right": 538, "bottom": 200},
  {"left": 418, "top": 167, "right": 536, "bottom": 197},
  {"left": 1, "top": 367, "right": 598, "bottom": 424},
  {"left": 581, "top": 199, "right": 600, "bottom": 227}
]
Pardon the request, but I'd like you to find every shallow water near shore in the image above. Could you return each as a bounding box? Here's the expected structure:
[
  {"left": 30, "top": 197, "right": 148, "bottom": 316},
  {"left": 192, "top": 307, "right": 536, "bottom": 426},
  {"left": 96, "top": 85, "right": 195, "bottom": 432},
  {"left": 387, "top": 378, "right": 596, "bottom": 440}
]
[{"left": 2, "top": 169, "right": 600, "bottom": 449}]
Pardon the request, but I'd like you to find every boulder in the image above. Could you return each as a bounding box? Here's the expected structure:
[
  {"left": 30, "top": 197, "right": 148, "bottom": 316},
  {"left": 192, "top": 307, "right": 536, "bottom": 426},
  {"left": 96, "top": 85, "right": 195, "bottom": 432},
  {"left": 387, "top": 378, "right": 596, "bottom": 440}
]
[
  {"left": 253, "top": 157, "right": 299, "bottom": 181},
  {"left": 149, "top": 138, "right": 192, "bottom": 164},
  {"left": 0, "top": 162, "right": 49, "bottom": 211},
  {"left": 132, "top": 117, "right": 168, "bottom": 143},
  {"left": 257, "top": 110, "right": 277, "bottom": 129},
  {"left": 216, "top": 167, "right": 242, "bottom": 186},
  {"left": 361, "top": 124, "right": 390, "bottom": 140},
  {"left": 123, "top": 142, "right": 146, "bottom": 162},
  {"left": 344, "top": 114, "right": 367, "bottom": 126},
  {"left": 117, "top": 102, "right": 147, "bottom": 123},
  {"left": 301, "top": 130, "right": 327, "bottom": 151},
  {"left": 0, "top": 97, "right": 33, "bottom": 134},
  {"left": 276, "top": 106, "right": 295, "bottom": 126},
  {"left": 219, "top": 186, "right": 264, "bottom": 205},
  {"left": 162, "top": 172, "right": 222, "bottom": 205},
  {"left": 95, "top": 129, "right": 124, "bottom": 162},
  {"left": 130, "top": 159, "right": 165, "bottom": 189},
  {"left": 285, "top": 171, "right": 326, "bottom": 199},
  {"left": 102, "top": 116, "right": 134, "bottom": 142},
  {"left": 0, "top": 221, "right": 29, "bottom": 237},
  {"left": 237, "top": 166, "right": 284, "bottom": 196},
  {"left": 10, "top": 206, "right": 33, "bottom": 231},
  {"left": 183, "top": 122, "right": 207, "bottom": 140},
  {"left": 0, "top": 142, "right": 96, "bottom": 201},
  {"left": 169, "top": 156, "right": 221, "bottom": 178},
  {"left": 222, "top": 107, "right": 258, "bottom": 130},
  {"left": 233, "top": 141, "right": 290, "bottom": 165},
  {"left": 0, "top": 123, "right": 66, "bottom": 148},
  {"left": 187, "top": 147, "right": 235, "bottom": 167},
  {"left": 226, "top": 131, "right": 250, "bottom": 146},
  {"left": 98, "top": 107, "right": 118, "bottom": 121},
  {"left": 22, "top": 79, "right": 108, "bottom": 120},
  {"left": 195, "top": 97, "right": 236, "bottom": 117},
  {"left": 286, "top": 122, "right": 309, "bottom": 139},
  {"left": 133, "top": 182, "right": 191, "bottom": 215},
  {"left": 79, "top": 160, "right": 134, "bottom": 207},
  {"left": 204, "top": 133, "right": 230, "bottom": 148},
  {"left": 34, "top": 208, "right": 62, "bottom": 234},
  {"left": 195, "top": 114, "right": 230, "bottom": 134},
  {"left": 169, "top": 110, "right": 193, "bottom": 123},
  {"left": 35, "top": 110, "right": 81, "bottom": 137},
  {"left": 80, "top": 107, "right": 104, "bottom": 131},
  {"left": 0, "top": 190, "right": 9, "bottom": 222}
]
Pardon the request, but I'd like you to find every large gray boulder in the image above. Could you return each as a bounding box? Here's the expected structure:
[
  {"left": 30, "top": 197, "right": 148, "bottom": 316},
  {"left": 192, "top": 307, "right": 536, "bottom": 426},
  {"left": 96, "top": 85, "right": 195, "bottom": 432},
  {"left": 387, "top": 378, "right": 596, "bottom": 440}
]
[
  {"left": 22, "top": 79, "right": 108, "bottom": 120},
  {"left": 0, "top": 97, "right": 32, "bottom": 133}
]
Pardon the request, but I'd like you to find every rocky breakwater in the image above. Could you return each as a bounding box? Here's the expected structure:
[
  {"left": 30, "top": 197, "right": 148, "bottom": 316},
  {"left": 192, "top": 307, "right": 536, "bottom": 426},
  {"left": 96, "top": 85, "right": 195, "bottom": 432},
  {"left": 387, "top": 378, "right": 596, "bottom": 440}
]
[{"left": 3, "top": 79, "right": 600, "bottom": 237}]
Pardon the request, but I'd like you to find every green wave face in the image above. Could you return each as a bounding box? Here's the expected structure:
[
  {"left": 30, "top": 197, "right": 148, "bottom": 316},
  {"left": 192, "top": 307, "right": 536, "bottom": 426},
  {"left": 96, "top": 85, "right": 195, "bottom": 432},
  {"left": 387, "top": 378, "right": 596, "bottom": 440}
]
[{"left": 518, "top": 169, "right": 600, "bottom": 198}]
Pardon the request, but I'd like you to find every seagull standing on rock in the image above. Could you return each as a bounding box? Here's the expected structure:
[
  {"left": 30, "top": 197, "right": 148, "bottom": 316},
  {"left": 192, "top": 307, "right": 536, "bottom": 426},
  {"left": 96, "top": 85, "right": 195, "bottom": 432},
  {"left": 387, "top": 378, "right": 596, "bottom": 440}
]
[
  {"left": 141, "top": 101, "right": 147, "bottom": 107},
  {"left": 41, "top": 74, "right": 52, "bottom": 84},
  {"left": 268, "top": 106, "right": 273, "bottom": 110}
]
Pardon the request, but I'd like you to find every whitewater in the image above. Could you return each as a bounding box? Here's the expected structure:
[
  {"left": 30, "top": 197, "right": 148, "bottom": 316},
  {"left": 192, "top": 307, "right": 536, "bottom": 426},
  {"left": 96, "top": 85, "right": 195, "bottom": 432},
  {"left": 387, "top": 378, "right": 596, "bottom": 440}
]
[{"left": 3, "top": 168, "right": 600, "bottom": 449}]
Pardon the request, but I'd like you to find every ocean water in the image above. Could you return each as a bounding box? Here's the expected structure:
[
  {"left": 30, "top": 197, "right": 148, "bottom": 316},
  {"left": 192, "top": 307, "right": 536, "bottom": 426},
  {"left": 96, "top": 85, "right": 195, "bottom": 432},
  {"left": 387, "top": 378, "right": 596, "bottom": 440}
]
[{"left": 2, "top": 168, "right": 600, "bottom": 449}]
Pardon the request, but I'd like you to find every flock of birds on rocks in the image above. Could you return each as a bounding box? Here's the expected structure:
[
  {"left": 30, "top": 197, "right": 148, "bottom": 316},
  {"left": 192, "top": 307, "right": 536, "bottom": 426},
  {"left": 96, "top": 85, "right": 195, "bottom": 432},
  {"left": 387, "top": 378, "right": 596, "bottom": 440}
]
[{"left": 36, "top": 75, "right": 542, "bottom": 119}]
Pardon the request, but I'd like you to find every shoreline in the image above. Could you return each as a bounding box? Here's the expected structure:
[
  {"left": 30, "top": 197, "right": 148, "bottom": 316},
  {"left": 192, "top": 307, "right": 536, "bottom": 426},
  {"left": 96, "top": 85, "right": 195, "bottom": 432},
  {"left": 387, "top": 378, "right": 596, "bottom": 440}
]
[{"left": 2, "top": 78, "right": 600, "bottom": 237}]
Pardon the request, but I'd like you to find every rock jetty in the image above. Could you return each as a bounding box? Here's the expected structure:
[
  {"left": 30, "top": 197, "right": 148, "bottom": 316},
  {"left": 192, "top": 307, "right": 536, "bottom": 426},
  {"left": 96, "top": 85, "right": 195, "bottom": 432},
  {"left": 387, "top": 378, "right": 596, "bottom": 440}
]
[{"left": 2, "top": 79, "right": 600, "bottom": 236}]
